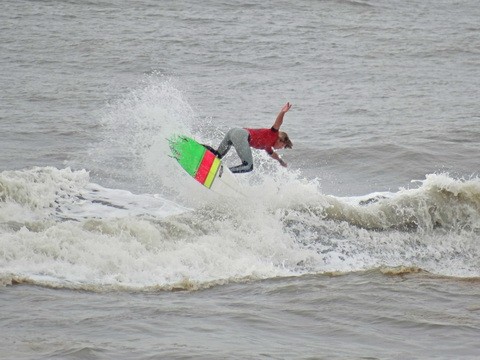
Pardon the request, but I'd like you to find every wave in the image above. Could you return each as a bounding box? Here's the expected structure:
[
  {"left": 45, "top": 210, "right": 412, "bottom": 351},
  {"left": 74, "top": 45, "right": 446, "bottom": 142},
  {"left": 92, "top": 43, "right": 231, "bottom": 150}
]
[
  {"left": 324, "top": 173, "right": 480, "bottom": 232},
  {"left": 1, "top": 166, "right": 479, "bottom": 291},
  {"left": 1, "top": 77, "right": 479, "bottom": 290}
]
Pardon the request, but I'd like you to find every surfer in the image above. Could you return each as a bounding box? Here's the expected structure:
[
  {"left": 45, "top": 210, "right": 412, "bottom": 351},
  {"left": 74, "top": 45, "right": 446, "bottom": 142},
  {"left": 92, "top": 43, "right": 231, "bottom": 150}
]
[{"left": 212, "top": 102, "right": 293, "bottom": 173}]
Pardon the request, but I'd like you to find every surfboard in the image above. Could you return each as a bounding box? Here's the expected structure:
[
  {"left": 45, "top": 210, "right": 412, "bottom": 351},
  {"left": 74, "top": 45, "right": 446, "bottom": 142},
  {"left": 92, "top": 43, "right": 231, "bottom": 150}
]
[{"left": 168, "top": 135, "right": 245, "bottom": 198}]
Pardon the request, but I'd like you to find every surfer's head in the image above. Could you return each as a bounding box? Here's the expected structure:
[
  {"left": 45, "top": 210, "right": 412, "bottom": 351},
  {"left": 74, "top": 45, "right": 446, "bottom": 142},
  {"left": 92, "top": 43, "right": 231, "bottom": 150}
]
[{"left": 275, "top": 131, "right": 292, "bottom": 149}]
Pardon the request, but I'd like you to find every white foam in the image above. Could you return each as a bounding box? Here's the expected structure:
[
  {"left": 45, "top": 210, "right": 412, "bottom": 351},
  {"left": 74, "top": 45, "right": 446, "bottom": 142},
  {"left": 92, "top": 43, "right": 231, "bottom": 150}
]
[{"left": 1, "top": 165, "right": 479, "bottom": 291}]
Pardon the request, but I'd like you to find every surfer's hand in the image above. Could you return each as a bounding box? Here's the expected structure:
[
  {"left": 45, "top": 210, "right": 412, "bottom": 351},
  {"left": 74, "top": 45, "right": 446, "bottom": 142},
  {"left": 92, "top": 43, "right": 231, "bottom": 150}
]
[
  {"left": 279, "top": 159, "right": 287, "bottom": 167},
  {"left": 281, "top": 102, "right": 292, "bottom": 113}
]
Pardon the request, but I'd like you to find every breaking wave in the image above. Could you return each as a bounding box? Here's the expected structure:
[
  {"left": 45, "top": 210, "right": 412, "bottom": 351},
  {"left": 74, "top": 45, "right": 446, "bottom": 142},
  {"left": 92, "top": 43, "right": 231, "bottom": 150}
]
[{"left": 1, "top": 166, "right": 479, "bottom": 292}]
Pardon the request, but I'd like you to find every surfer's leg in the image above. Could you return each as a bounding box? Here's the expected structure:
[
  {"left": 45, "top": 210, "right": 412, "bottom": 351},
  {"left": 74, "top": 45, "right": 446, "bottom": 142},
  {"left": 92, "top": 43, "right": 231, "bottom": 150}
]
[
  {"left": 216, "top": 129, "right": 236, "bottom": 159},
  {"left": 229, "top": 128, "right": 253, "bottom": 173},
  {"left": 202, "top": 144, "right": 220, "bottom": 157},
  {"left": 229, "top": 161, "right": 253, "bottom": 173}
]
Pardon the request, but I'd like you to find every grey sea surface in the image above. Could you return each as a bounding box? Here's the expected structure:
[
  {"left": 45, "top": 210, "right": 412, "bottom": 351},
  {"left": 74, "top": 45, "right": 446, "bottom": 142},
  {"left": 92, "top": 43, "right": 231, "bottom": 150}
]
[
  {"left": 3, "top": 273, "right": 479, "bottom": 359},
  {"left": 1, "top": 0, "right": 479, "bottom": 359}
]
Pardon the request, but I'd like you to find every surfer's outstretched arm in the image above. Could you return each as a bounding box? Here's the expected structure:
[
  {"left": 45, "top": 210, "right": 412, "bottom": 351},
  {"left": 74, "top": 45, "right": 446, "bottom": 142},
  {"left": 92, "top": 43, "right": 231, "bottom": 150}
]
[
  {"left": 272, "top": 102, "right": 292, "bottom": 130},
  {"left": 270, "top": 151, "right": 287, "bottom": 167}
]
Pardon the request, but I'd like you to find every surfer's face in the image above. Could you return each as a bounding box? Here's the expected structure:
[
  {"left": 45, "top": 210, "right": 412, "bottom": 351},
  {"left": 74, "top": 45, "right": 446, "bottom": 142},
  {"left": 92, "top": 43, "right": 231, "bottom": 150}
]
[
  {"left": 274, "top": 138, "right": 286, "bottom": 149},
  {"left": 274, "top": 131, "right": 292, "bottom": 149}
]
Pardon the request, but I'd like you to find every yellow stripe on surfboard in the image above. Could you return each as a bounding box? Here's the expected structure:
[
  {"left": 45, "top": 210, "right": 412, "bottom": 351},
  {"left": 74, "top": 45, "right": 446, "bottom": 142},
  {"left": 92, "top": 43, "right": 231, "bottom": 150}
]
[{"left": 204, "top": 157, "right": 221, "bottom": 188}]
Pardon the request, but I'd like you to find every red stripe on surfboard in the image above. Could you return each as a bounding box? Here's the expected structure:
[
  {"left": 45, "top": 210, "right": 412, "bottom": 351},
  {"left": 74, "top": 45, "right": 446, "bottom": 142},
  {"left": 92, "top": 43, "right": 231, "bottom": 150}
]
[{"left": 195, "top": 150, "right": 216, "bottom": 184}]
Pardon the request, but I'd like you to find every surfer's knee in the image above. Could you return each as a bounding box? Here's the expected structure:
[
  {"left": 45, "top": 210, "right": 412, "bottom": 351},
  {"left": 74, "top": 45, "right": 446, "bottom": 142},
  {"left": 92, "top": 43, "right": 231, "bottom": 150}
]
[
  {"left": 241, "top": 161, "right": 253, "bottom": 172},
  {"left": 230, "top": 161, "right": 253, "bottom": 174},
  {"left": 241, "top": 162, "right": 253, "bottom": 173}
]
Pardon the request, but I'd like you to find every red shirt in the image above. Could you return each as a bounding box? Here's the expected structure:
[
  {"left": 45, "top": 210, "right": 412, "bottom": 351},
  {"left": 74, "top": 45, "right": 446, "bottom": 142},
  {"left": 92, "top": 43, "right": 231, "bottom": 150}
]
[{"left": 245, "top": 127, "right": 279, "bottom": 155}]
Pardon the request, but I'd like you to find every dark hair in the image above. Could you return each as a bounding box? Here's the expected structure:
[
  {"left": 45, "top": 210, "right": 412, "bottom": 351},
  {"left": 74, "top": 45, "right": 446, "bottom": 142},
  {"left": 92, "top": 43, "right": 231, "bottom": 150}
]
[{"left": 280, "top": 132, "right": 292, "bottom": 149}]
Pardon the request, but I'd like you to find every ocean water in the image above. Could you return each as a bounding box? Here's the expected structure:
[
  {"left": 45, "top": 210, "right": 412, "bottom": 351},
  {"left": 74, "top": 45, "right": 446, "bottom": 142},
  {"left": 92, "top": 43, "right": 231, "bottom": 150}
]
[{"left": 1, "top": 0, "right": 479, "bottom": 359}]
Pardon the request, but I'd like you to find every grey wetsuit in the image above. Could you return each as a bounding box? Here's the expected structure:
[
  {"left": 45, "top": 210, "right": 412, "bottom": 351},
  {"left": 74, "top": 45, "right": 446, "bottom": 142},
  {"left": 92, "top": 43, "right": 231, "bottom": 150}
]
[{"left": 217, "top": 128, "right": 253, "bottom": 173}]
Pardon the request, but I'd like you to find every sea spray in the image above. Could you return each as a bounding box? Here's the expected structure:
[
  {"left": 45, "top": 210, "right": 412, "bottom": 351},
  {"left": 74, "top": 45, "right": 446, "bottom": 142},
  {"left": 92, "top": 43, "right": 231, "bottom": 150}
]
[{"left": 89, "top": 76, "right": 197, "bottom": 195}]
